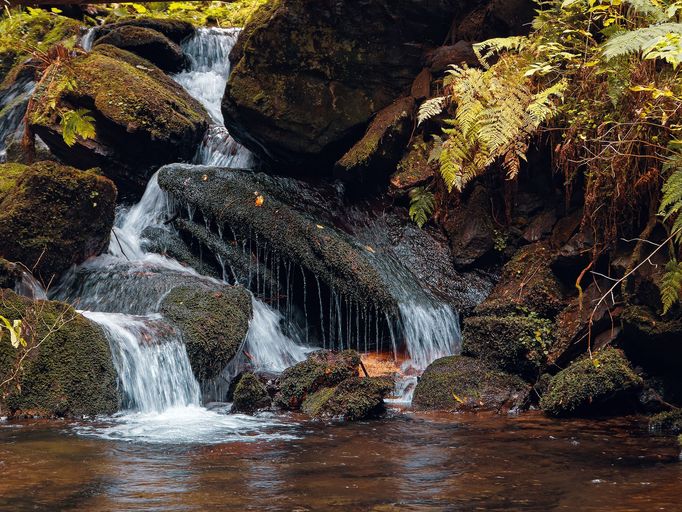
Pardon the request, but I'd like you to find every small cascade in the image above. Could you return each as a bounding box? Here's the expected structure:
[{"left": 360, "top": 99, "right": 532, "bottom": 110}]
[
  {"left": 0, "top": 78, "right": 35, "bottom": 163},
  {"left": 80, "top": 27, "right": 97, "bottom": 51},
  {"left": 174, "top": 27, "right": 254, "bottom": 168}
]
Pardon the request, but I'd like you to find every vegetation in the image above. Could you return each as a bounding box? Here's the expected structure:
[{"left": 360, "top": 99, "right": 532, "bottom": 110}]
[{"left": 414, "top": 0, "right": 682, "bottom": 312}]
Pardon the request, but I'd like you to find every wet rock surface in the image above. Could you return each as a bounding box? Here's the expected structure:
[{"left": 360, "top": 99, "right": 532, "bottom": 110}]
[{"left": 231, "top": 372, "right": 272, "bottom": 414}]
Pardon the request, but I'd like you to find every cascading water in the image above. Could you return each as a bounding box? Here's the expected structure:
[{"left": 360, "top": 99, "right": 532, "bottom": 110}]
[{"left": 0, "top": 77, "right": 35, "bottom": 163}]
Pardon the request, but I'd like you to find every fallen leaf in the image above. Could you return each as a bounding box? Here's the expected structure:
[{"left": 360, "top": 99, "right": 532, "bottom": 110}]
[{"left": 255, "top": 195, "right": 265, "bottom": 207}]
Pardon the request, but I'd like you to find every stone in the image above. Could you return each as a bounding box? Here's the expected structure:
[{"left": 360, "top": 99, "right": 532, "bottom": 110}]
[
  {"left": 424, "top": 41, "right": 479, "bottom": 73},
  {"left": 93, "top": 18, "right": 195, "bottom": 44},
  {"left": 232, "top": 372, "right": 272, "bottom": 414},
  {"left": 410, "top": 68, "right": 432, "bottom": 100},
  {"left": 389, "top": 135, "right": 436, "bottom": 193},
  {"left": 301, "top": 376, "right": 393, "bottom": 421},
  {"left": 412, "top": 355, "right": 530, "bottom": 412}
]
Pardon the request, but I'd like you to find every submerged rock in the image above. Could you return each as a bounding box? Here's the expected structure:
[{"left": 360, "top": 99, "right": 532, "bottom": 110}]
[
  {"left": 232, "top": 372, "right": 272, "bottom": 414},
  {"left": 29, "top": 45, "right": 209, "bottom": 191},
  {"left": 274, "top": 350, "right": 361, "bottom": 410},
  {"left": 649, "top": 409, "right": 682, "bottom": 434},
  {"left": 93, "top": 25, "right": 188, "bottom": 73},
  {"left": 160, "top": 284, "right": 252, "bottom": 384},
  {"left": 412, "top": 355, "right": 530, "bottom": 413},
  {"left": 0, "top": 289, "right": 119, "bottom": 418},
  {"left": 222, "top": 0, "right": 466, "bottom": 169},
  {"left": 301, "top": 376, "right": 393, "bottom": 421},
  {"left": 0, "top": 161, "right": 116, "bottom": 284},
  {"left": 540, "top": 348, "right": 643, "bottom": 417}
]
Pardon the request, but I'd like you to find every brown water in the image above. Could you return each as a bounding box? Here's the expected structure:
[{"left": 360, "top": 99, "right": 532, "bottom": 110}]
[{"left": 0, "top": 411, "right": 679, "bottom": 511}]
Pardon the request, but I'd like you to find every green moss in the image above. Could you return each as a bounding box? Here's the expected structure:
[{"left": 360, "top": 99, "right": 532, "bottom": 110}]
[
  {"left": 540, "top": 348, "right": 643, "bottom": 417},
  {"left": 0, "top": 289, "right": 119, "bottom": 417},
  {"left": 232, "top": 372, "right": 271, "bottom": 414},
  {"left": 0, "top": 163, "right": 28, "bottom": 195},
  {"left": 649, "top": 409, "right": 682, "bottom": 434},
  {"left": 412, "top": 356, "right": 530, "bottom": 412},
  {"left": 390, "top": 136, "right": 435, "bottom": 191},
  {"left": 0, "top": 161, "right": 117, "bottom": 283},
  {"left": 274, "top": 350, "right": 361, "bottom": 410},
  {"left": 160, "top": 285, "right": 252, "bottom": 383},
  {"left": 301, "top": 377, "right": 391, "bottom": 421},
  {"left": 463, "top": 313, "right": 555, "bottom": 380}
]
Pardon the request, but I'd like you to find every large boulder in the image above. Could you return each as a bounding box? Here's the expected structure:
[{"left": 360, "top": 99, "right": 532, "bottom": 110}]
[
  {"left": 92, "top": 18, "right": 195, "bottom": 45},
  {"left": 160, "top": 284, "right": 252, "bottom": 384},
  {"left": 0, "top": 161, "right": 116, "bottom": 284},
  {"left": 274, "top": 350, "right": 361, "bottom": 410},
  {"left": 222, "top": 0, "right": 469, "bottom": 169},
  {"left": 0, "top": 289, "right": 119, "bottom": 418},
  {"left": 29, "top": 45, "right": 209, "bottom": 191},
  {"left": 92, "top": 25, "right": 188, "bottom": 73},
  {"left": 232, "top": 372, "right": 272, "bottom": 414},
  {"left": 412, "top": 355, "right": 530, "bottom": 412},
  {"left": 540, "top": 348, "right": 643, "bottom": 417}
]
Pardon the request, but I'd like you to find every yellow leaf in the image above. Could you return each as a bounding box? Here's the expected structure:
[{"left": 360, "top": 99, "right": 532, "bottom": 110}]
[
  {"left": 365, "top": 245, "right": 375, "bottom": 254},
  {"left": 255, "top": 195, "right": 264, "bottom": 207},
  {"left": 452, "top": 393, "right": 464, "bottom": 404}
]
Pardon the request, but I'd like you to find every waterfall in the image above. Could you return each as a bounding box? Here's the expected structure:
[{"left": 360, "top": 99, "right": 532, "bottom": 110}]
[
  {"left": 0, "top": 78, "right": 35, "bottom": 163},
  {"left": 80, "top": 27, "right": 97, "bottom": 51}
]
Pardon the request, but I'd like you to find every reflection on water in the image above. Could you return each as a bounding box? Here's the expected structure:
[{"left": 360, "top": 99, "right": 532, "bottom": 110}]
[{"left": 0, "top": 412, "right": 680, "bottom": 511}]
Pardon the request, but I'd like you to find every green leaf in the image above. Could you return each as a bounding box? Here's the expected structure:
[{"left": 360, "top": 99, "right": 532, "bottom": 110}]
[{"left": 408, "top": 187, "right": 436, "bottom": 228}]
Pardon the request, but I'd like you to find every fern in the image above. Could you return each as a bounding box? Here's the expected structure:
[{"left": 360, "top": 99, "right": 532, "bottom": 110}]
[
  {"left": 417, "top": 96, "right": 447, "bottom": 126},
  {"left": 623, "top": 0, "right": 669, "bottom": 20},
  {"left": 474, "top": 36, "right": 529, "bottom": 67},
  {"left": 659, "top": 149, "right": 682, "bottom": 242},
  {"left": 603, "top": 23, "right": 682, "bottom": 61},
  {"left": 60, "top": 108, "right": 96, "bottom": 147},
  {"left": 408, "top": 187, "right": 435, "bottom": 228},
  {"left": 660, "top": 260, "right": 682, "bottom": 313}
]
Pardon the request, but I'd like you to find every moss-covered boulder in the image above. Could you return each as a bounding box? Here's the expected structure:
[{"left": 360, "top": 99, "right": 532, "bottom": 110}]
[
  {"left": 335, "top": 97, "right": 415, "bottom": 181},
  {"left": 649, "top": 409, "right": 682, "bottom": 434},
  {"left": 0, "top": 289, "right": 118, "bottom": 417},
  {"left": 412, "top": 356, "right": 530, "bottom": 412},
  {"left": 274, "top": 350, "right": 361, "bottom": 410},
  {"left": 222, "top": 0, "right": 470, "bottom": 169},
  {"left": 540, "top": 348, "right": 644, "bottom": 417},
  {"left": 160, "top": 284, "right": 252, "bottom": 384},
  {"left": 390, "top": 135, "right": 436, "bottom": 193},
  {"left": 462, "top": 313, "right": 554, "bottom": 380},
  {"left": 93, "top": 25, "right": 188, "bottom": 73},
  {"left": 29, "top": 45, "right": 209, "bottom": 191},
  {"left": 232, "top": 372, "right": 271, "bottom": 414},
  {"left": 301, "top": 377, "right": 393, "bottom": 421},
  {"left": 158, "top": 165, "right": 395, "bottom": 309},
  {"left": 0, "top": 161, "right": 116, "bottom": 284},
  {"left": 93, "top": 18, "right": 195, "bottom": 45}
]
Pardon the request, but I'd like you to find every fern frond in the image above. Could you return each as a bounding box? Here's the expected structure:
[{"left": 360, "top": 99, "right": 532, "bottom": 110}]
[
  {"left": 623, "top": 0, "right": 668, "bottom": 21},
  {"left": 60, "top": 108, "right": 96, "bottom": 147},
  {"left": 527, "top": 79, "right": 568, "bottom": 125},
  {"left": 474, "top": 36, "right": 529, "bottom": 67},
  {"left": 659, "top": 150, "right": 682, "bottom": 242},
  {"left": 603, "top": 23, "right": 682, "bottom": 61},
  {"left": 408, "top": 187, "right": 435, "bottom": 228},
  {"left": 660, "top": 259, "right": 682, "bottom": 314},
  {"left": 417, "top": 96, "right": 448, "bottom": 126}
]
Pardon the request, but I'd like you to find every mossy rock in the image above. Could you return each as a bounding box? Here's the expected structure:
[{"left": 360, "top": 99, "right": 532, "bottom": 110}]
[
  {"left": 160, "top": 285, "right": 252, "bottom": 384},
  {"left": 335, "top": 97, "right": 415, "bottom": 180},
  {"left": 274, "top": 350, "right": 361, "bottom": 410},
  {"left": 158, "top": 165, "right": 395, "bottom": 309},
  {"left": 462, "top": 313, "right": 554, "bottom": 380},
  {"left": 93, "top": 25, "right": 188, "bottom": 73},
  {"left": 0, "top": 161, "right": 116, "bottom": 284},
  {"left": 412, "top": 356, "right": 530, "bottom": 412},
  {"left": 0, "top": 258, "right": 22, "bottom": 290},
  {"left": 0, "top": 289, "right": 119, "bottom": 418},
  {"left": 94, "top": 18, "right": 195, "bottom": 44},
  {"left": 540, "top": 348, "right": 644, "bottom": 417},
  {"left": 29, "top": 45, "right": 209, "bottom": 191},
  {"left": 301, "top": 376, "right": 392, "bottom": 421},
  {"left": 649, "top": 409, "right": 682, "bottom": 435},
  {"left": 232, "top": 372, "right": 271, "bottom": 414},
  {"left": 389, "top": 135, "right": 435, "bottom": 193},
  {"left": 222, "top": 0, "right": 465, "bottom": 168}
]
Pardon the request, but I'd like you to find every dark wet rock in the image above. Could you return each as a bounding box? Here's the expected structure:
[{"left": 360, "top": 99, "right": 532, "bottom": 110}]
[
  {"left": 0, "top": 289, "right": 119, "bottom": 418},
  {"left": 474, "top": 242, "right": 565, "bottom": 319},
  {"left": 522, "top": 209, "right": 557, "bottom": 243},
  {"left": 232, "top": 372, "right": 272, "bottom": 414},
  {"left": 463, "top": 313, "right": 554, "bottom": 380},
  {"left": 540, "top": 348, "right": 643, "bottom": 417},
  {"left": 453, "top": 0, "right": 535, "bottom": 40},
  {"left": 412, "top": 355, "right": 530, "bottom": 412},
  {"left": 93, "top": 25, "right": 188, "bottom": 73},
  {"left": 93, "top": 18, "right": 195, "bottom": 44},
  {"left": 222, "top": 0, "right": 470, "bottom": 169},
  {"left": 443, "top": 185, "right": 497, "bottom": 269},
  {"left": 411, "top": 68, "right": 432, "bottom": 100},
  {"left": 29, "top": 45, "right": 209, "bottom": 192},
  {"left": 389, "top": 135, "right": 436, "bottom": 193},
  {"left": 425, "top": 41, "right": 479, "bottom": 73},
  {"left": 274, "top": 350, "right": 361, "bottom": 410},
  {"left": 335, "top": 97, "right": 415, "bottom": 181},
  {"left": 0, "top": 258, "right": 22, "bottom": 290},
  {"left": 649, "top": 409, "right": 682, "bottom": 434},
  {"left": 158, "top": 165, "right": 395, "bottom": 309},
  {"left": 0, "top": 161, "right": 116, "bottom": 284},
  {"left": 160, "top": 285, "right": 252, "bottom": 383},
  {"left": 301, "top": 376, "right": 392, "bottom": 421}
]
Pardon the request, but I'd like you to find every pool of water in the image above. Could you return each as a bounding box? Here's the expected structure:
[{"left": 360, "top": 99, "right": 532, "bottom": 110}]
[{"left": 0, "top": 411, "right": 679, "bottom": 511}]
